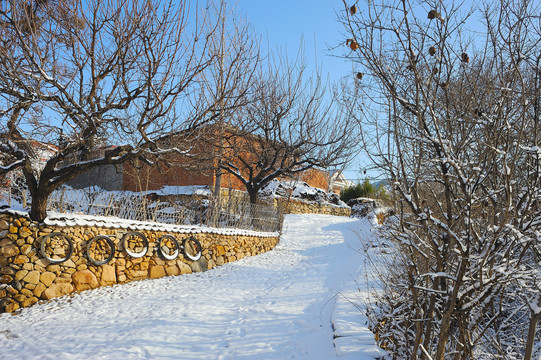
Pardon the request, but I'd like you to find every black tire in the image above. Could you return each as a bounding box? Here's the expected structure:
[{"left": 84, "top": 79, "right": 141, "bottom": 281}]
[
  {"left": 121, "top": 231, "right": 148, "bottom": 258},
  {"left": 86, "top": 235, "right": 116, "bottom": 265},
  {"left": 157, "top": 235, "right": 180, "bottom": 260},
  {"left": 183, "top": 236, "right": 202, "bottom": 261},
  {"left": 40, "top": 232, "right": 74, "bottom": 264}
]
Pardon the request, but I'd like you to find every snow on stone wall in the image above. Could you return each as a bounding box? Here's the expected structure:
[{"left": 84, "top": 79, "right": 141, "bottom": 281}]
[
  {"left": 259, "top": 180, "right": 351, "bottom": 216},
  {"left": 275, "top": 198, "right": 351, "bottom": 217},
  {"left": 0, "top": 212, "right": 279, "bottom": 313}
]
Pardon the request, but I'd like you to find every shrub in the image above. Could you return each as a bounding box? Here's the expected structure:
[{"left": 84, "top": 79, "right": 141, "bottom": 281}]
[{"left": 340, "top": 179, "right": 380, "bottom": 202}]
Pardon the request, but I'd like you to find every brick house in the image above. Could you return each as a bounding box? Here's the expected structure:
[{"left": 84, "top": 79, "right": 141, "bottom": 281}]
[{"left": 68, "top": 127, "right": 331, "bottom": 194}]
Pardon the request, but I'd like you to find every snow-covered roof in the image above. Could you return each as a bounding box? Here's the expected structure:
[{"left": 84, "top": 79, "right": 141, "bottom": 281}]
[
  {"left": 154, "top": 185, "right": 211, "bottom": 197},
  {"left": 259, "top": 179, "right": 348, "bottom": 208},
  {"left": 328, "top": 170, "right": 354, "bottom": 189}
]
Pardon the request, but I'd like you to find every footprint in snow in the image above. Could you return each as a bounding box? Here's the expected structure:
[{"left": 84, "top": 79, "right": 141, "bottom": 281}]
[{"left": 0, "top": 330, "right": 19, "bottom": 339}]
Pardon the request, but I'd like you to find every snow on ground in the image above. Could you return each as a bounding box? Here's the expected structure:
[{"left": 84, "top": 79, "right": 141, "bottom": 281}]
[{"left": 0, "top": 214, "right": 385, "bottom": 360}]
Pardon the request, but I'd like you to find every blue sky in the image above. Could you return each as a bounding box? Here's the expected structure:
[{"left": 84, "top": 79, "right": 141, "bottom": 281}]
[
  {"left": 232, "top": 1, "right": 491, "bottom": 183},
  {"left": 234, "top": 0, "right": 352, "bottom": 81},
  {"left": 234, "top": 0, "right": 368, "bottom": 182}
]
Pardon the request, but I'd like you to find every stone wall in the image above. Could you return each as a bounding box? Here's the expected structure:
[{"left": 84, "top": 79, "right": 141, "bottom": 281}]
[
  {"left": 0, "top": 212, "right": 279, "bottom": 314},
  {"left": 276, "top": 198, "right": 351, "bottom": 217},
  {"left": 147, "top": 188, "right": 352, "bottom": 218}
]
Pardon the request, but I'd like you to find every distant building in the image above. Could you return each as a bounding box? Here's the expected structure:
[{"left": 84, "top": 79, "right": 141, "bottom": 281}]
[{"left": 328, "top": 170, "right": 354, "bottom": 195}]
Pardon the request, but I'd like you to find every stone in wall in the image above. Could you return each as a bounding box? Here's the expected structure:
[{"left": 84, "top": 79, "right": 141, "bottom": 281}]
[
  {"left": 190, "top": 257, "right": 208, "bottom": 273},
  {"left": 100, "top": 265, "right": 116, "bottom": 285},
  {"left": 42, "top": 283, "right": 75, "bottom": 300},
  {"left": 72, "top": 270, "right": 99, "bottom": 291}
]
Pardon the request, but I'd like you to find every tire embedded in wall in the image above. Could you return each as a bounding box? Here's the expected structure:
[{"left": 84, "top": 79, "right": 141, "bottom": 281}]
[
  {"left": 121, "top": 231, "right": 149, "bottom": 258},
  {"left": 157, "top": 235, "right": 180, "bottom": 260},
  {"left": 183, "top": 236, "right": 202, "bottom": 261},
  {"left": 40, "top": 232, "right": 74, "bottom": 264},
  {"left": 86, "top": 235, "right": 116, "bottom": 265}
]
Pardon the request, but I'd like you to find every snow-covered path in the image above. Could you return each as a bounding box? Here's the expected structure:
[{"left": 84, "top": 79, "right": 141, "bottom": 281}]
[{"left": 0, "top": 214, "right": 384, "bottom": 360}]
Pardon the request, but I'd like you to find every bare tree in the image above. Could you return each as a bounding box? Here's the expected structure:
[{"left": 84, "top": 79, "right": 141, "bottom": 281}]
[
  {"left": 220, "top": 54, "right": 360, "bottom": 204},
  {"left": 177, "top": 2, "right": 261, "bottom": 199},
  {"left": 118, "top": 2, "right": 262, "bottom": 199},
  {"left": 0, "top": 0, "right": 234, "bottom": 221},
  {"left": 201, "top": 2, "right": 260, "bottom": 201},
  {"left": 338, "top": 0, "right": 541, "bottom": 358}
]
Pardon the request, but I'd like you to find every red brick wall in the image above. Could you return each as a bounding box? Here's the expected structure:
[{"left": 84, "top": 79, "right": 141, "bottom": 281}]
[
  {"left": 299, "top": 168, "right": 329, "bottom": 191},
  {"left": 122, "top": 138, "right": 215, "bottom": 192},
  {"left": 122, "top": 160, "right": 214, "bottom": 192},
  {"left": 121, "top": 129, "right": 330, "bottom": 194},
  {"left": 215, "top": 172, "right": 246, "bottom": 192}
]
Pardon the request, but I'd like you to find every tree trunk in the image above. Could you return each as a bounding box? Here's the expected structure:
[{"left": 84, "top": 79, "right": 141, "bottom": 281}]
[
  {"left": 525, "top": 310, "right": 541, "bottom": 360},
  {"left": 23, "top": 162, "right": 50, "bottom": 222},
  {"left": 29, "top": 189, "right": 49, "bottom": 222},
  {"left": 248, "top": 189, "right": 258, "bottom": 204}
]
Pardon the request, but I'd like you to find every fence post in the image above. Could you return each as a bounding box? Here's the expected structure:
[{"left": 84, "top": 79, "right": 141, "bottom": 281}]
[
  {"left": 59, "top": 188, "right": 66, "bottom": 213},
  {"left": 87, "top": 196, "right": 96, "bottom": 215},
  {"left": 210, "top": 196, "right": 219, "bottom": 228},
  {"left": 141, "top": 195, "right": 147, "bottom": 221},
  {"left": 153, "top": 200, "right": 160, "bottom": 222},
  {"left": 104, "top": 194, "right": 114, "bottom": 217}
]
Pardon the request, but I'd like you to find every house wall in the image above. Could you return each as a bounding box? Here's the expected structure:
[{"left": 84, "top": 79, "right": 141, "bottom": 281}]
[
  {"left": 118, "top": 129, "right": 330, "bottom": 194},
  {"left": 330, "top": 184, "right": 343, "bottom": 195},
  {"left": 298, "top": 168, "right": 330, "bottom": 191},
  {"left": 122, "top": 159, "right": 214, "bottom": 192},
  {"left": 67, "top": 164, "right": 124, "bottom": 191},
  {"left": 124, "top": 163, "right": 330, "bottom": 195},
  {"left": 120, "top": 133, "right": 216, "bottom": 192},
  {"left": 217, "top": 133, "right": 264, "bottom": 192},
  {"left": 213, "top": 170, "right": 247, "bottom": 192},
  {"left": 328, "top": 171, "right": 354, "bottom": 196},
  {"left": 0, "top": 212, "right": 279, "bottom": 313},
  {"left": 121, "top": 133, "right": 216, "bottom": 192}
]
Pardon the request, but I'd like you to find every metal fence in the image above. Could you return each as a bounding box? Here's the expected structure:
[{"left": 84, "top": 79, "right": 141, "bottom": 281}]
[{"left": 44, "top": 187, "right": 283, "bottom": 233}]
